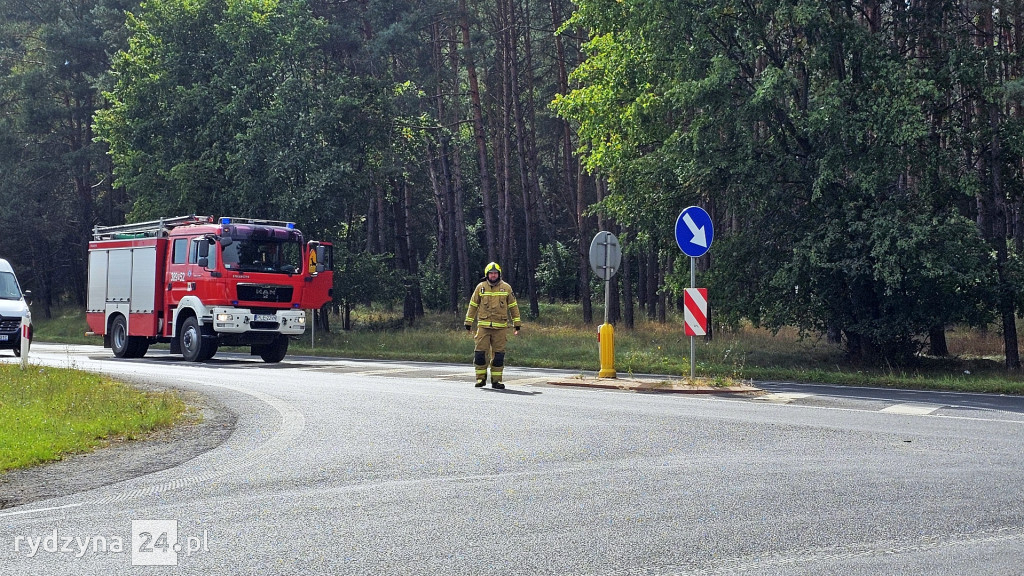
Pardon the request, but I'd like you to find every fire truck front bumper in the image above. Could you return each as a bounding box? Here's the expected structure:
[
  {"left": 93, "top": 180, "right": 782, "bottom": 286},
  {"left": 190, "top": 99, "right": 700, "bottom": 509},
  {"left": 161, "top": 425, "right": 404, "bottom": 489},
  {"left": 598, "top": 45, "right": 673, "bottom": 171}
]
[{"left": 211, "top": 308, "right": 306, "bottom": 335}]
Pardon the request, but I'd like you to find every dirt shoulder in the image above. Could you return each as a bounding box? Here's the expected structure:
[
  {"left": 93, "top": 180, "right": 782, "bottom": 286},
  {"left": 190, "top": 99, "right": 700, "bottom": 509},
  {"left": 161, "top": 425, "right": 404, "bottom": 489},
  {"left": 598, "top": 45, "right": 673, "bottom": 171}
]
[{"left": 0, "top": 384, "right": 236, "bottom": 510}]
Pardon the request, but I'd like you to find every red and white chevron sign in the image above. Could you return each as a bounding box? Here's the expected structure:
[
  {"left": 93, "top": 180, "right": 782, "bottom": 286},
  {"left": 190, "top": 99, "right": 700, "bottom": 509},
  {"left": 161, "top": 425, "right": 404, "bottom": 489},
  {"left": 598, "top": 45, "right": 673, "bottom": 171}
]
[{"left": 684, "top": 288, "right": 708, "bottom": 336}]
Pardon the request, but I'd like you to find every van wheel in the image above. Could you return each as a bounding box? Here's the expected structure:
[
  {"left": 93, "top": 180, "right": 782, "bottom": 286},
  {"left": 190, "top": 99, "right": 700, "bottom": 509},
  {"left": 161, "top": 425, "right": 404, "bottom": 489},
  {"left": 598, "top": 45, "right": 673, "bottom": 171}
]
[
  {"left": 181, "top": 316, "right": 216, "bottom": 362},
  {"left": 257, "top": 335, "right": 289, "bottom": 363}
]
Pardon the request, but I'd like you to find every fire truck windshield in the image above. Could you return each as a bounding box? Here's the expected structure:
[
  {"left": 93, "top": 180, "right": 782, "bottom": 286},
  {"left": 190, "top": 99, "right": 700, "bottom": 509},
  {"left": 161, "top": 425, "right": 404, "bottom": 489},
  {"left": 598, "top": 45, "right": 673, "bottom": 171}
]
[{"left": 222, "top": 239, "right": 302, "bottom": 274}]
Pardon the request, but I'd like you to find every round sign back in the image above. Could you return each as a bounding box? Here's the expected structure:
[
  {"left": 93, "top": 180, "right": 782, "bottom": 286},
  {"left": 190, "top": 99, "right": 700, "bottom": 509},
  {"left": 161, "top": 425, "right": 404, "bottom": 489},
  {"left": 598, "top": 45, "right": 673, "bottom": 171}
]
[{"left": 589, "top": 231, "right": 622, "bottom": 280}]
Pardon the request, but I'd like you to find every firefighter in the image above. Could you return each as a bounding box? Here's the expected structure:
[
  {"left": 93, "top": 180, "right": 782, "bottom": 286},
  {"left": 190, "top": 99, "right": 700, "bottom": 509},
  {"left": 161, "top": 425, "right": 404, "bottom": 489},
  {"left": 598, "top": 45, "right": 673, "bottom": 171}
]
[{"left": 464, "top": 262, "right": 522, "bottom": 389}]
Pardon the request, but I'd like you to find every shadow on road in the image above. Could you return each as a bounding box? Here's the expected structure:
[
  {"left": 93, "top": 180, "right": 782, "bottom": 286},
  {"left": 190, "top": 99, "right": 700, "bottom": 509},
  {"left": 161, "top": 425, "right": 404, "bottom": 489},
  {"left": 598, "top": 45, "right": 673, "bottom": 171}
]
[{"left": 480, "top": 387, "right": 541, "bottom": 396}]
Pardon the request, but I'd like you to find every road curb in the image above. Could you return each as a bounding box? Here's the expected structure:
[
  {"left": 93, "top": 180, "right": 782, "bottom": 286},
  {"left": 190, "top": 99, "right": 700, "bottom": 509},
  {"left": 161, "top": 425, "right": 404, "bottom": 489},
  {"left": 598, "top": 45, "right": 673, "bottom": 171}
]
[{"left": 546, "top": 377, "right": 762, "bottom": 394}]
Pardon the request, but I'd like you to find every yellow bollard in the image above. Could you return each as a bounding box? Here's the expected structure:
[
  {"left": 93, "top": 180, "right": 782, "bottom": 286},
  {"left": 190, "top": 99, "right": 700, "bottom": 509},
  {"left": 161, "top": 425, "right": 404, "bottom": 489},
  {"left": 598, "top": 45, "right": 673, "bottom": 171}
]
[{"left": 598, "top": 323, "right": 616, "bottom": 378}]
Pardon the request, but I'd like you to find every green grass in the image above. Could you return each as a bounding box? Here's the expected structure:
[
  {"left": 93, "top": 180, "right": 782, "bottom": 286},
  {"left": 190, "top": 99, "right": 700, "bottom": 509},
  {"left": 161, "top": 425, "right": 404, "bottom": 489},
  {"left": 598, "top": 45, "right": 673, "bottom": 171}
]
[
  {"left": 32, "top": 307, "right": 94, "bottom": 345},
  {"left": 0, "top": 364, "right": 187, "bottom": 472},
  {"left": 284, "top": 303, "right": 1024, "bottom": 395},
  {"left": 31, "top": 303, "right": 1024, "bottom": 395}
]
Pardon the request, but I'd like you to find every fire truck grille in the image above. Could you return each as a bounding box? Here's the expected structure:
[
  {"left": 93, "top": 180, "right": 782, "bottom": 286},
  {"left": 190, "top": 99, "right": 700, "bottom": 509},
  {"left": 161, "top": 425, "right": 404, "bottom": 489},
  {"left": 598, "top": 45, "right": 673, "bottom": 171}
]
[
  {"left": 0, "top": 317, "right": 20, "bottom": 334},
  {"left": 250, "top": 322, "right": 280, "bottom": 330},
  {"left": 236, "top": 284, "right": 293, "bottom": 303}
]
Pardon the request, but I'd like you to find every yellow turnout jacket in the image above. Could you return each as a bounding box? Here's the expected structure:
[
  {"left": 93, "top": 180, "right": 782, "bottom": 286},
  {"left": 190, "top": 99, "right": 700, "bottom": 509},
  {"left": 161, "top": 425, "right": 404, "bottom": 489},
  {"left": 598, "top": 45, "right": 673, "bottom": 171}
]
[{"left": 465, "top": 279, "right": 522, "bottom": 329}]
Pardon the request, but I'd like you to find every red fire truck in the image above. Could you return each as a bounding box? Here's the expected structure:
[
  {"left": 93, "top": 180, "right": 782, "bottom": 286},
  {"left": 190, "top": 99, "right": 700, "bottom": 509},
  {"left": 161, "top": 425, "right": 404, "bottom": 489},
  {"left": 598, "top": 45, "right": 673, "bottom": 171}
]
[{"left": 87, "top": 215, "right": 333, "bottom": 363}]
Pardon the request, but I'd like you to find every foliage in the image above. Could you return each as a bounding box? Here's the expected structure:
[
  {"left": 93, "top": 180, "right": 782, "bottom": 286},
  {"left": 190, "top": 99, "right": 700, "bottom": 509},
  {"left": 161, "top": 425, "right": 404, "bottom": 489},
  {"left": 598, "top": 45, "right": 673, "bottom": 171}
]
[
  {"left": 95, "top": 0, "right": 382, "bottom": 222},
  {"left": 7, "top": 0, "right": 1024, "bottom": 369},
  {"left": 535, "top": 241, "right": 578, "bottom": 302},
  {"left": 556, "top": 0, "right": 1014, "bottom": 363},
  {"left": 0, "top": 0, "right": 131, "bottom": 313}
]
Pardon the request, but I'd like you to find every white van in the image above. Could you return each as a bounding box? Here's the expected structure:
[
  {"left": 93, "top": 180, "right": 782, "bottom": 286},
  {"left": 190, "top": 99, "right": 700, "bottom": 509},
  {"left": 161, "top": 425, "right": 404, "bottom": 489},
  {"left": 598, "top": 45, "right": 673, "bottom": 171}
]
[{"left": 0, "top": 258, "right": 31, "bottom": 356}]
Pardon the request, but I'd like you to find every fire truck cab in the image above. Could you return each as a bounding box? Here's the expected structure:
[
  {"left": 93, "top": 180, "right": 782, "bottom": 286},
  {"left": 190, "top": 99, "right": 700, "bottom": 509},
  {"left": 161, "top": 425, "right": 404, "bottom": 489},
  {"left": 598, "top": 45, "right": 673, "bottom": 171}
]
[{"left": 87, "top": 215, "right": 333, "bottom": 363}]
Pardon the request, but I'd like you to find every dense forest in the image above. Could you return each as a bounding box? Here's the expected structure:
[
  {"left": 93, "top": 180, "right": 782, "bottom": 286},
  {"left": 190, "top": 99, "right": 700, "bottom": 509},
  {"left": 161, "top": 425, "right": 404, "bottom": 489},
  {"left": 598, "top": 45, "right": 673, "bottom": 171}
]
[{"left": 3, "top": 0, "right": 1024, "bottom": 366}]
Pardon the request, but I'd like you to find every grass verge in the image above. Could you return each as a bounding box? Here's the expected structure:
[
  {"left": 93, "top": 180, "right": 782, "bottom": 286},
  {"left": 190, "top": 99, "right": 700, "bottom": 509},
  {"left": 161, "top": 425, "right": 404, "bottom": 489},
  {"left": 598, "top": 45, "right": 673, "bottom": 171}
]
[
  {"left": 285, "top": 304, "right": 1024, "bottom": 395},
  {"left": 32, "top": 303, "right": 1024, "bottom": 395},
  {"left": 0, "top": 364, "right": 187, "bottom": 473}
]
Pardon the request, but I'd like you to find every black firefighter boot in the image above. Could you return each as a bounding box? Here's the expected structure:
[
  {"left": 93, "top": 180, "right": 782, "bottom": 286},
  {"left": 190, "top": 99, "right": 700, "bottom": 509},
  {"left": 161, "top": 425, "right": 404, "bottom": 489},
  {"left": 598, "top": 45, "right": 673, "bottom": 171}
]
[
  {"left": 491, "top": 352, "right": 505, "bottom": 389},
  {"left": 474, "top": 351, "right": 487, "bottom": 387}
]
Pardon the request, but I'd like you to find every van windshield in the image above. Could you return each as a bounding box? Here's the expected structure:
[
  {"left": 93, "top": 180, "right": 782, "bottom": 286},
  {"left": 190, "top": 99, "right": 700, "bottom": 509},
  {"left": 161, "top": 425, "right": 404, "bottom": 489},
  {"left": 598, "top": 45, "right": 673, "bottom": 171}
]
[{"left": 0, "top": 272, "right": 22, "bottom": 300}]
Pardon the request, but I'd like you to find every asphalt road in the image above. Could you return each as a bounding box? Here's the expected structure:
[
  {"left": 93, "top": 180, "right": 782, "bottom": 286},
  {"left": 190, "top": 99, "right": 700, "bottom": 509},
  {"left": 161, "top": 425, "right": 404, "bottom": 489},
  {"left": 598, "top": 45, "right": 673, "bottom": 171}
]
[{"left": 2, "top": 342, "right": 1024, "bottom": 575}]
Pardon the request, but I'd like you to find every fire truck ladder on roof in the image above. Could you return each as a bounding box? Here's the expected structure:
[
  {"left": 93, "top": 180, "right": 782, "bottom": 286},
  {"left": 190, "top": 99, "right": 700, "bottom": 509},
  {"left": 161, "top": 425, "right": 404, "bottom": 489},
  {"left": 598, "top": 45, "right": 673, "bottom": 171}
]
[{"left": 92, "top": 215, "right": 213, "bottom": 240}]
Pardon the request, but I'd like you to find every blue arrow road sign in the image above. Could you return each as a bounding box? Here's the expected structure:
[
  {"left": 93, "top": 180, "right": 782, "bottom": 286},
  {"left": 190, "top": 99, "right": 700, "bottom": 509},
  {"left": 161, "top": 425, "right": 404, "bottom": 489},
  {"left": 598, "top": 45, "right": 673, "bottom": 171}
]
[{"left": 675, "top": 206, "right": 714, "bottom": 258}]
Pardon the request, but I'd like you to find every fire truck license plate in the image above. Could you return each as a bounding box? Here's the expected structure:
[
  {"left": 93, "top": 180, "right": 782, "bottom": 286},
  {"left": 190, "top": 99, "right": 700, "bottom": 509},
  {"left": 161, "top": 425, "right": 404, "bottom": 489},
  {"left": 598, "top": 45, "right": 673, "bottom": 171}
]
[
  {"left": 254, "top": 314, "right": 277, "bottom": 322},
  {"left": 0, "top": 335, "right": 7, "bottom": 341}
]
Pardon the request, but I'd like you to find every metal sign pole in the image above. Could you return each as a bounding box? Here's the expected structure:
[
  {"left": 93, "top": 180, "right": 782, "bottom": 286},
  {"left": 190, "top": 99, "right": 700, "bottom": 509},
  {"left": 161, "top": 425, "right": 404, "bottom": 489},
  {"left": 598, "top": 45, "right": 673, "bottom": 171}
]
[
  {"left": 603, "top": 238, "right": 610, "bottom": 325},
  {"left": 690, "top": 257, "right": 695, "bottom": 379},
  {"left": 675, "top": 206, "right": 713, "bottom": 382},
  {"left": 591, "top": 231, "right": 621, "bottom": 379}
]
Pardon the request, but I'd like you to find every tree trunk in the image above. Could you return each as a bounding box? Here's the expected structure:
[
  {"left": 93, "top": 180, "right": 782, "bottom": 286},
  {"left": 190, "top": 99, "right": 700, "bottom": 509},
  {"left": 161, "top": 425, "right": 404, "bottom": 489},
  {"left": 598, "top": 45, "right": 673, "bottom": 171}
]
[
  {"left": 506, "top": 0, "right": 540, "bottom": 317},
  {"left": 976, "top": 5, "right": 1020, "bottom": 369},
  {"left": 609, "top": 274, "right": 620, "bottom": 324},
  {"left": 365, "top": 192, "right": 377, "bottom": 253},
  {"left": 459, "top": 0, "right": 497, "bottom": 262},
  {"left": 928, "top": 326, "right": 948, "bottom": 357},
  {"left": 576, "top": 170, "right": 593, "bottom": 324},
  {"left": 637, "top": 248, "right": 647, "bottom": 313},
  {"left": 657, "top": 250, "right": 667, "bottom": 324},
  {"left": 555, "top": 3, "right": 591, "bottom": 324},
  {"left": 646, "top": 248, "right": 658, "bottom": 320},
  {"left": 439, "top": 143, "right": 462, "bottom": 312},
  {"left": 495, "top": 0, "right": 514, "bottom": 268},
  {"left": 394, "top": 179, "right": 416, "bottom": 326},
  {"left": 622, "top": 238, "right": 634, "bottom": 329},
  {"left": 426, "top": 139, "right": 457, "bottom": 312}
]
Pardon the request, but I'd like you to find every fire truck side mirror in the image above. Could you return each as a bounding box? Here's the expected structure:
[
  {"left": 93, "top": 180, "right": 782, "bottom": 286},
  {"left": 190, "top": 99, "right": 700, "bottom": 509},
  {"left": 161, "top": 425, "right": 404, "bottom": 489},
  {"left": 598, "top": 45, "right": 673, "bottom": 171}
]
[
  {"left": 198, "top": 241, "right": 210, "bottom": 259},
  {"left": 23, "top": 290, "right": 31, "bottom": 306},
  {"left": 315, "top": 246, "right": 327, "bottom": 273},
  {"left": 218, "top": 236, "right": 233, "bottom": 248}
]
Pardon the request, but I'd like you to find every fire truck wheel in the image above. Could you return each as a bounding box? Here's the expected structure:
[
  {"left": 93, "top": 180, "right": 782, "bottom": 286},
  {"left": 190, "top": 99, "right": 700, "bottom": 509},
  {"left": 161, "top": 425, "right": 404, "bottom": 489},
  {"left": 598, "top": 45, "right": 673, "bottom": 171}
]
[
  {"left": 132, "top": 340, "right": 150, "bottom": 358},
  {"left": 257, "top": 335, "right": 289, "bottom": 363},
  {"left": 111, "top": 315, "right": 131, "bottom": 358},
  {"left": 199, "top": 338, "right": 218, "bottom": 362},
  {"left": 180, "top": 316, "right": 216, "bottom": 362}
]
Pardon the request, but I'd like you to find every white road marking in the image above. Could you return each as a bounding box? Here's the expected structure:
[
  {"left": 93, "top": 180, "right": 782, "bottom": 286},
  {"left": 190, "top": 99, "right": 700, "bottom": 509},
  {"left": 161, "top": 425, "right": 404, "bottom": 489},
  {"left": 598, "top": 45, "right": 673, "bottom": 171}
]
[
  {"left": 0, "top": 502, "right": 83, "bottom": 518},
  {"left": 433, "top": 372, "right": 472, "bottom": 380},
  {"left": 755, "top": 392, "right": 811, "bottom": 404},
  {"left": 508, "top": 376, "right": 554, "bottom": 385},
  {"left": 347, "top": 367, "right": 414, "bottom": 376},
  {"left": 880, "top": 403, "right": 944, "bottom": 416}
]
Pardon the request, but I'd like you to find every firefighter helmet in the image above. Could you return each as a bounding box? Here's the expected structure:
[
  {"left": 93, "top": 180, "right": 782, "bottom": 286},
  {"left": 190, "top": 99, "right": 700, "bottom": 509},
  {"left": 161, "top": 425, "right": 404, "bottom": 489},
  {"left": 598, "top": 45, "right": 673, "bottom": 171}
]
[{"left": 484, "top": 262, "right": 501, "bottom": 275}]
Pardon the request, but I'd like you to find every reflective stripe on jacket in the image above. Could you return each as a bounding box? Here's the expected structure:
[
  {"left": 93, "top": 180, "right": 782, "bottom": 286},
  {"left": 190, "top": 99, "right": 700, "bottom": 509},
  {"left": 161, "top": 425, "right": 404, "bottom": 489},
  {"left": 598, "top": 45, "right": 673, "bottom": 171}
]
[{"left": 464, "top": 280, "right": 521, "bottom": 329}]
